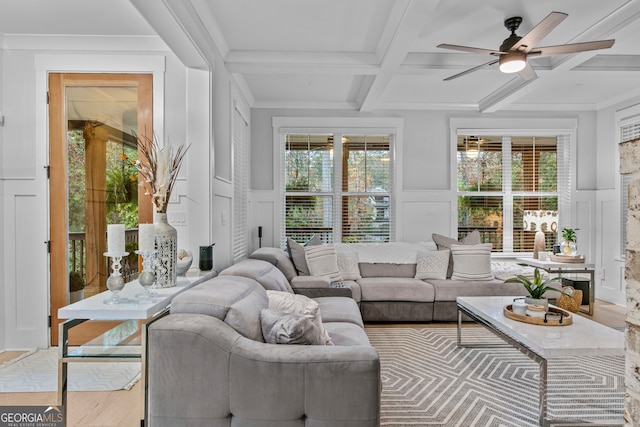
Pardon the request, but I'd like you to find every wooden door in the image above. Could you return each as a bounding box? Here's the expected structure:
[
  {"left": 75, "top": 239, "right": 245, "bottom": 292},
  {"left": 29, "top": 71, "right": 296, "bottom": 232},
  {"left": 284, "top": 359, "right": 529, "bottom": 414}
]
[{"left": 49, "top": 73, "right": 152, "bottom": 345}]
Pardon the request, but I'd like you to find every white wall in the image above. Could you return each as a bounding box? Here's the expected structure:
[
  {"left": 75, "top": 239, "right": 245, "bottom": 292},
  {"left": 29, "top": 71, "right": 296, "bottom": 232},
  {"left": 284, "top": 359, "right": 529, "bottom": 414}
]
[
  {"left": 594, "top": 96, "right": 640, "bottom": 305},
  {"left": 0, "top": 36, "right": 212, "bottom": 349}
]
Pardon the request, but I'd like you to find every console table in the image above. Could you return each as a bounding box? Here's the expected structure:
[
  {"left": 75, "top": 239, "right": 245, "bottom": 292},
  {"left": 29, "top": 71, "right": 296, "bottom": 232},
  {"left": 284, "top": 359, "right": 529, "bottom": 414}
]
[
  {"left": 515, "top": 257, "right": 595, "bottom": 315},
  {"left": 57, "top": 269, "right": 216, "bottom": 426}
]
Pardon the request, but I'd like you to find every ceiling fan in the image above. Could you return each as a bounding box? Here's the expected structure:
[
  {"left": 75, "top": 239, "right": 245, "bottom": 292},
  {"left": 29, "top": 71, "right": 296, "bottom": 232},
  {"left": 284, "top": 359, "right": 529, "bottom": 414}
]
[{"left": 437, "top": 11, "right": 615, "bottom": 81}]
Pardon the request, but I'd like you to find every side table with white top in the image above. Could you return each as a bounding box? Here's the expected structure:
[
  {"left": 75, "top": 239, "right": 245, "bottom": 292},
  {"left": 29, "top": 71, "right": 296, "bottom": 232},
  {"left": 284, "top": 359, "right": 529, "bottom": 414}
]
[
  {"left": 57, "top": 269, "right": 216, "bottom": 426},
  {"left": 515, "top": 257, "right": 595, "bottom": 315}
]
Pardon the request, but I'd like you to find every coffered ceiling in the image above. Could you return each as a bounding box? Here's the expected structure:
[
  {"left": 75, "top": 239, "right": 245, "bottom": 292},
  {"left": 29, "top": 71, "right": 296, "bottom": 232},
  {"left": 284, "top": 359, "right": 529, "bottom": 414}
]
[{"left": 3, "top": 0, "right": 640, "bottom": 113}]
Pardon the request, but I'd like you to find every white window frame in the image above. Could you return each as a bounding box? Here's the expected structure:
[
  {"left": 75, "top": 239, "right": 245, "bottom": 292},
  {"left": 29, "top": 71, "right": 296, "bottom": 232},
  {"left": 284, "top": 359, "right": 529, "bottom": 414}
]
[
  {"left": 450, "top": 118, "right": 577, "bottom": 257},
  {"left": 273, "top": 117, "right": 403, "bottom": 247}
]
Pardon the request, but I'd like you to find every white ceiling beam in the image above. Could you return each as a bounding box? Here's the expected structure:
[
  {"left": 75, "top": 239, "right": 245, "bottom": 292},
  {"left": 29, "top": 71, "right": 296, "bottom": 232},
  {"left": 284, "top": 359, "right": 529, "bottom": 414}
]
[
  {"left": 225, "top": 51, "right": 380, "bottom": 75},
  {"left": 358, "top": 0, "right": 439, "bottom": 112}
]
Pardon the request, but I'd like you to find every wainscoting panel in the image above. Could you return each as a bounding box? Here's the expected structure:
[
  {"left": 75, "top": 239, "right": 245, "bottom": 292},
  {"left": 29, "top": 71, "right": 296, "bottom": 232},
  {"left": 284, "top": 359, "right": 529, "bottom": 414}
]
[
  {"left": 212, "top": 194, "right": 232, "bottom": 270},
  {"left": 254, "top": 200, "right": 274, "bottom": 251},
  {"left": 400, "top": 201, "right": 451, "bottom": 242},
  {"left": 7, "top": 192, "right": 48, "bottom": 349}
]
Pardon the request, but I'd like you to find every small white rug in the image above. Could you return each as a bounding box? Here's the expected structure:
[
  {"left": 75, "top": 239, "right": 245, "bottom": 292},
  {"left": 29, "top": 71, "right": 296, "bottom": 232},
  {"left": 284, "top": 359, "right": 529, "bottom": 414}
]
[{"left": 0, "top": 348, "right": 141, "bottom": 393}]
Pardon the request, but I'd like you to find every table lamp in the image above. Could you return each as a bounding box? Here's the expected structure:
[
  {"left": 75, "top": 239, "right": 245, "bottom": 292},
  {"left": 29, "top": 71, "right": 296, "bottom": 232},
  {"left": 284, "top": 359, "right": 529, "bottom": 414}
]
[{"left": 523, "top": 210, "right": 558, "bottom": 260}]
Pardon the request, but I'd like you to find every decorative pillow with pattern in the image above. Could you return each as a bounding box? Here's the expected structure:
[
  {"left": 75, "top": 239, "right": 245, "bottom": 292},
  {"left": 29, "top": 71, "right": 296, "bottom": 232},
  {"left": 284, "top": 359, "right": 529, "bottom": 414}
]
[
  {"left": 450, "top": 243, "right": 494, "bottom": 281},
  {"left": 415, "top": 250, "right": 450, "bottom": 280},
  {"left": 286, "top": 235, "right": 321, "bottom": 276},
  {"left": 304, "top": 244, "right": 343, "bottom": 283},
  {"left": 432, "top": 230, "right": 481, "bottom": 278},
  {"left": 336, "top": 251, "right": 361, "bottom": 280}
]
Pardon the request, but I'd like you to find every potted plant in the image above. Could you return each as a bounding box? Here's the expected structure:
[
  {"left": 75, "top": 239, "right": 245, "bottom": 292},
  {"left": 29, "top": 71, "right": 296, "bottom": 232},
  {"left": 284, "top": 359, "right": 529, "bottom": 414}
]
[
  {"left": 69, "top": 271, "right": 85, "bottom": 303},
  {"left": 560, "top": 227, "right": 578, "bottom": 255},
  {"left": 505, "top": 268, "right": 562, "bottom": 311}
]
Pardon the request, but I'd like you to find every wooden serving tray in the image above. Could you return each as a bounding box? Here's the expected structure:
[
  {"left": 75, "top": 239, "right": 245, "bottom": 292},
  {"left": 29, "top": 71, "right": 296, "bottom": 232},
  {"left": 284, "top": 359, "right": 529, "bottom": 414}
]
[
  {"left": 550, "top": 254, "right": 586, "bottom": 263},
  {"left": 504, "top": 304, "right": 573, "bottom": 326}
]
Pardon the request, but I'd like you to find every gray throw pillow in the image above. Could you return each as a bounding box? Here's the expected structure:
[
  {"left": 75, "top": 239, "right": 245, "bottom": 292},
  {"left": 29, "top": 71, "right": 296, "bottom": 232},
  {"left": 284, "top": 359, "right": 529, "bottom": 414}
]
[
  {"left": 432, "top": 230, "right": 481, "bottom": 278},
  {"left": 286, "top": 235, "right": 321, "bottom": 276},
  {"left": 450, "top": 243, "right": 494, "bottom": 281},
  {"left": 260, "top": 308, "right": 326, "bottom": 345}
]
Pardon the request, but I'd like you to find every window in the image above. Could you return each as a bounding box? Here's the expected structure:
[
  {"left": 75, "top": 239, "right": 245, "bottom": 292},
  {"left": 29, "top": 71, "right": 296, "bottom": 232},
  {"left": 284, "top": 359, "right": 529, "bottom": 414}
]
[
  {"left": 233, "top": 106, "right": 249, "bottom": 262},
  {"left": 283, "top": 133, "right": 392, "bottom": 244},
  {"left": 457, "top": 134, "right": 569, "bottom": 253}
]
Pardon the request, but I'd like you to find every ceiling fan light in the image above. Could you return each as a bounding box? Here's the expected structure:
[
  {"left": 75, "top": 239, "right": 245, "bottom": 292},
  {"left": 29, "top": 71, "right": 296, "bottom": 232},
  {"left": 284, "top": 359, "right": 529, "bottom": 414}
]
[{"left": 499, "top": 51, "right": 526, "bottom": 73}]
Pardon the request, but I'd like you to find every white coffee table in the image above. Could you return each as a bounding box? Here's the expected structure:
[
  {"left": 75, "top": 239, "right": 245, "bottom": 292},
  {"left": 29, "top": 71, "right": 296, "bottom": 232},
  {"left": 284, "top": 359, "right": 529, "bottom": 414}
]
[{"left": 457, "top": 296, "right": 624, "bottom": 426}]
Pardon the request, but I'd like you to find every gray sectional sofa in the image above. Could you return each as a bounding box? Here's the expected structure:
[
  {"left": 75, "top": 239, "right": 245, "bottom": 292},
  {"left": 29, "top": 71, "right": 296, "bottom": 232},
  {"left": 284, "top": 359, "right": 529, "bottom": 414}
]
[
  {"left": 147, "top": 258, "right": 380, "bottom": 427},
  {"left": 250, "top": 242, "right": 551, "bottom": 322}
]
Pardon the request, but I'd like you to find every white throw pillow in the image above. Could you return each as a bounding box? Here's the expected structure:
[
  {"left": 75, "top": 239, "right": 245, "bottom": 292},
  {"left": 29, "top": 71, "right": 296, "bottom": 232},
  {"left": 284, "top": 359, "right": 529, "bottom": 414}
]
[
  {"left": 415, "top": 250, "right": 450, "bottom": 280},
  {"left": 336, "top": 251, "right": 361, "bottom": 280},
  {"left": 450, "top": 243, "right": 494, "bottom": 281},
  {"left": 304, "top": 244, "right": 343, "bottom": 283},
  {"left": 286, "top": 235, "right": 321, "bottom": 276},
  {"left": 266, "top": 291, "right": 333, "bottom": 345}
]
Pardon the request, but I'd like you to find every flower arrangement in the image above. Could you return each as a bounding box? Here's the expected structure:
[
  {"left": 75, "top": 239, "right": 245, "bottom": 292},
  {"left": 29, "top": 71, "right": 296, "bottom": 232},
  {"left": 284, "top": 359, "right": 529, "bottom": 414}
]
[{"left": 135, "top": 133, "right": 190, "bottom": 213}]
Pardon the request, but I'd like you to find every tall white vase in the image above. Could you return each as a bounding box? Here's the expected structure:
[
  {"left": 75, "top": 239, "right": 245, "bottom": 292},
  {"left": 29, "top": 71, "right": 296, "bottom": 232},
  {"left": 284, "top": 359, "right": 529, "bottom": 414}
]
[{"left": 153, "top": 212, "right": 177, "bottom": 288}]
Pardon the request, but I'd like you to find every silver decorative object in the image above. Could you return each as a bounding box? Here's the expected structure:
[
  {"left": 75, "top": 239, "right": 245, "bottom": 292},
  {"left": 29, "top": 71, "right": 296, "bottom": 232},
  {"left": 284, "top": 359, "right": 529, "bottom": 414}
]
[
  {"left": 153, "top": 212, "right": 177, "bottom": 288},
  {"left": 104, "top": 252, "right": 129, "bottom": 304},
  {"left": 135, "top": 250, "right": 156, "bottom": 300}
]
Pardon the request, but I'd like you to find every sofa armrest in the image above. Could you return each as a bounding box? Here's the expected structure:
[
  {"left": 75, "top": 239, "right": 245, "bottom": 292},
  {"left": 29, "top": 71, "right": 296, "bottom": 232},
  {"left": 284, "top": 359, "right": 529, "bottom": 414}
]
[
  {"left": 291, "top": 276, "right": 353, "bottom": 298},
  {"left": 291, "top": 275, "right": 332, "bottom": 288}
]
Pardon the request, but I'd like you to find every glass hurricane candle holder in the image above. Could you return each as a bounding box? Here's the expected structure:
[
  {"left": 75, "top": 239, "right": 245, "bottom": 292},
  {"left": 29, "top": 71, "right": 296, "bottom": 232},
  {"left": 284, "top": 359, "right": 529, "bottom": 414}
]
[
  {"left": 103, "top": 252, "right": 129, "bottom": 304},
  {"left": 135, "top": 250, "right": 156, "bottom": 301}
]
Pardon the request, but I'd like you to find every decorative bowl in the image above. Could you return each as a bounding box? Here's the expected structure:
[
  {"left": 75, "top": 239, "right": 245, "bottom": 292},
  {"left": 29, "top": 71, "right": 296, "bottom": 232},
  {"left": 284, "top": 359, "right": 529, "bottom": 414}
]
[{"left": 176, "top": 249, "right": 193, "bottom": 275}]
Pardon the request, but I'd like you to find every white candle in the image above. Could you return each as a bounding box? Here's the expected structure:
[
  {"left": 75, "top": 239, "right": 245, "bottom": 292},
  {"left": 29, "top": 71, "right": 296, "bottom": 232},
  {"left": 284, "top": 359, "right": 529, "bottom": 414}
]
[
  {"left": 107, "top": 224, "right": 125, "bottom": 255},
  {"left": 139, "top": 223, "right": 155, "bottom": 252}
]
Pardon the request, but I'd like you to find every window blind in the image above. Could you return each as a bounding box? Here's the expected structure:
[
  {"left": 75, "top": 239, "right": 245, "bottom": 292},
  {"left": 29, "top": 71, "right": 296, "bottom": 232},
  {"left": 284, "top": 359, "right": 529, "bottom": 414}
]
[
  {"left": 457, "top": 133, "right": 567, "bottom": 253},
  {"left": 282, "top": 132, "right": 393, "bottom": 244},
  {"left": 233, "top": 107, "right": 249, "bottom": 262}
]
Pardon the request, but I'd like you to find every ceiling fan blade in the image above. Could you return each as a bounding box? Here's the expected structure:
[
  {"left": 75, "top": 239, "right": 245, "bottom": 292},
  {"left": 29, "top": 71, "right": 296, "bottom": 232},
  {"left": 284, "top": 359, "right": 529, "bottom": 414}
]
[
  {"left": 437, "top": 43, "right": 503, "bottom": 55},
  {"left": 443, "top": 59, "right": 499, "bottom": 81},
  {"left": 517, "top": 62, "right": 538, "bottom": 81},
  {"left": 533, "top": 39, "right": 615, "bottom": 58},
  {"left": 513, "top": 11, "right": 568, "bottom": 52}
]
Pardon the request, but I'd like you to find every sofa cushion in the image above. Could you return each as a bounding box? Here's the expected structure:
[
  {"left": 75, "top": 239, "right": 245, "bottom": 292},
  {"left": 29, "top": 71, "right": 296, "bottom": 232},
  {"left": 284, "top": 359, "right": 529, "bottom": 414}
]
[
  {"left": 359, "top": 263, "right": 416, "bottom": 278},
  {"left": 287, "top": 235, "right": 321, "bottom": 276},
  {"left": 171, "top": 276, "right": 268, "bottom": 342},
  {"left": 304, "top": 244, "right": 343, "bottom": 282},
  {"left": 313, "top": 296, "right": 365, "bottom": 328},
  {"left": 428, "top": 278, "right": 529, "bottom": 302},
  {"left": 249, "top": 247, "right": 298, "bottom": 282},
  {"left": 450, "top": 243, "right": 494, "bottom": 281},
  {"left": 358, "top": 277, "right": 435, "bottom": 302},
  {"left": 432, "top": 230, "right": 481, "bottom": 278},
  {"left": 322, "top": 322, "right": 371, "bottom": 346},
  {"left": 260, "top": 309, "right": 328, "bottom": 345},
  {"left": 336, "top": 251, "right": 362, "bottom": 280},
  {"left": 334, "top": 241, "right": 436, "bottom": 264},
  {"left": 221, "top": 259, "right": 294, "bottom": 293},
  {"left": 266, "top": 290, "right": 333, "bottom": 345},
  {"left": 415, "top": 250, "right": 450, "bottom": 280}
]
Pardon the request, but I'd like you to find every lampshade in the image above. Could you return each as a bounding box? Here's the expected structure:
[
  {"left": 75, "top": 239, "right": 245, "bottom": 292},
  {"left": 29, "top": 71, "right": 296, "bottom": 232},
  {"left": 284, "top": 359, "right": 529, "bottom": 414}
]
[
  {"left": 499, "top": 51, "right": 526, "bottom": 73},
  {"left": 523, "top": 210, "right": 558, "bottom": 233},
  {"left": 523, "top": 210, "right": 558, "bottom": 260}
]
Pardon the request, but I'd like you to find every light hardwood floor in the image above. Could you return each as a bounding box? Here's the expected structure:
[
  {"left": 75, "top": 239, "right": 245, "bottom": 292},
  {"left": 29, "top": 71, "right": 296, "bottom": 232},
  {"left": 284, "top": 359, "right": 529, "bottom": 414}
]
[{"left": 0, "top": 299, "right": 627, "bottom": 427}]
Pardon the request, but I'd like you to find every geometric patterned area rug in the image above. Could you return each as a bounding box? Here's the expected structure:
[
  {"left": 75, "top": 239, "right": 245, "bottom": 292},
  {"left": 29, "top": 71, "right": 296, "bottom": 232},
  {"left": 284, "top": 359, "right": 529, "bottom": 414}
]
[
  {"left": 366, "top": 327, "right": 624, "bottom": 427},
  {"left": 0, "top": 348, "right": 141, "bottom": 392}
]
